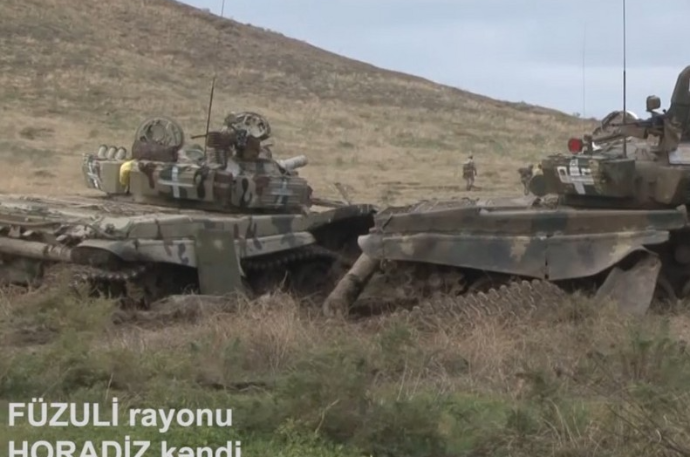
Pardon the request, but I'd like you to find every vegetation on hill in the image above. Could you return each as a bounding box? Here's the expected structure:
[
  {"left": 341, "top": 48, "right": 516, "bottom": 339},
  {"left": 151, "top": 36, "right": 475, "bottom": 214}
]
[
  {"left": 5, "top": 0, "right": 685, "bottom": 457},
  {"left": 0, "top": 0, "right": 595, "bottom": 203}
]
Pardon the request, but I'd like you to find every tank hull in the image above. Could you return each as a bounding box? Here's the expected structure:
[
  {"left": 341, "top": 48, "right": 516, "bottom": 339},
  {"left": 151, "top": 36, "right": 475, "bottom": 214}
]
[
  {"left": 323, "top": 197, "right": 690, "bottom": 316},
  {"left": 0, "top": 193, "right": 376, "bottom": 306},
  {"left": 325, "top": 63, "right": 690, "bottom": 318}
]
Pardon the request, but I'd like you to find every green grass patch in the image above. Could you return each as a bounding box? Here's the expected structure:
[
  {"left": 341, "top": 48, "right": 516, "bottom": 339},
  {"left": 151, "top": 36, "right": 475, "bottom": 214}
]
[{"left": 1, "top": 283, "right": 690, "bottom": 456}]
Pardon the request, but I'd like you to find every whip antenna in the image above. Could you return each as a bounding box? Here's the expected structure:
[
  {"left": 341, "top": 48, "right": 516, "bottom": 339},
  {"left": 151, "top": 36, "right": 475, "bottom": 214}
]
[
  {"left": 202, "top": 0, "right": 226, "bottom": 157},
  {"left": 622, "top": 0, "right": 628, "bottom": 157},
  {"left": 581, "top": 20, "right": 587, "bottom": 117}
]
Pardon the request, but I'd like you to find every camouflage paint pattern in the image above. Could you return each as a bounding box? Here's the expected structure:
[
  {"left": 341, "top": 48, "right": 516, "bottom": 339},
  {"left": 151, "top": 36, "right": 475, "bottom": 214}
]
[
  {"left": 0, "top": 193, "right": 374, "bottom": 269},
  {"left": 0, "top": 111, "right": 376, "bottom": 297},
  {"left": 323, "top": 64, "right": 690, "bottom": 316},
  {"left": 529, "top": 65, "right": 690, "bottom": 209},
  {"left": 83, "top": 155, "right": 314, "bottom": 213},
  {"left": 194, "top": 228, "right": 244, "bottom": 295},
  {"left": 357, "top": 199, "right": 687, "bottom": 281}
]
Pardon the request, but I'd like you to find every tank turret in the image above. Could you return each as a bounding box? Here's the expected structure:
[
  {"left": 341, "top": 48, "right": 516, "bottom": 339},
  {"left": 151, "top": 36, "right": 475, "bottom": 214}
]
[
  {"left": 528, "top": 65, "right": 690, "bottom": 209},
  {"left": 0, "top": 109, "right": 377, "bottom": 307},
  {"left": 323, "top": 64, "right": 690, "bottom": 319},
  {"left": 81, "top": 112, "right": 317, "bottom": 214}
]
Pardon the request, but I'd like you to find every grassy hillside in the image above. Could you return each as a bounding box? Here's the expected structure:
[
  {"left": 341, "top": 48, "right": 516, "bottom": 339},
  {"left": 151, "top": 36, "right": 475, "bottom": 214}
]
[
  {"left": 11, "top": 1, "right": 690, "bottom": 457},
  {"left": 0, "top": 0, "right": 595, "bottom": 204}
]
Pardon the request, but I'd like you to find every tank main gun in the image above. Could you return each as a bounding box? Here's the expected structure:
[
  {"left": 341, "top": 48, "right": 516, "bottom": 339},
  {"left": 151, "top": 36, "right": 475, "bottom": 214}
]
[
  {"left": 566, "top": 65, "right": 689, "bottom": 159},
  {"left": 277, "top": 155, "right": 308, "bottom": 172},
  {"left": 561, "top": 98, "right": 668, "bottom": 160},
  {"left": 570, "top": 97, "right": 669, "bottom": 157}
]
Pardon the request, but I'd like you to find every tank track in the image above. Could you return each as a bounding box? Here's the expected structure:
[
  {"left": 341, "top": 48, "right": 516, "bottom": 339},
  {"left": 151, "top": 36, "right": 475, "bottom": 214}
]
[
  {"left": 64, "top": 244, "right": 346, "bottom": 284},
  {"left": 377, "top": 261, "right": 471, "bottom": 299},
  {"left": 72, "top": 264, "right": 150, "bottom": 285},
  {"left": 243, "top": 244, "right": 351, "bottom": 272},
  {"left": 380, "top": 279, "right": 567, "bottom": 331},
  {"left": 55, "top": 244, "right": 351, "bottom": 307}
]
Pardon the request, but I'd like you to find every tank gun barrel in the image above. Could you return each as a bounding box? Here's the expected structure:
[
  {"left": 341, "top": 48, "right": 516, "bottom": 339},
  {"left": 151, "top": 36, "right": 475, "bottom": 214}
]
[
  {"left": 0, "top": 237, "right": 73, "bottom": 263},
  {"left": 609, "top": 113, "right": 665, "bottom": 135},
  {"left": 590, "top": 113, "right": 667, "bottom": 147},
  {"left": 277, "top": 155, "right": 308, "bottom": 171}
]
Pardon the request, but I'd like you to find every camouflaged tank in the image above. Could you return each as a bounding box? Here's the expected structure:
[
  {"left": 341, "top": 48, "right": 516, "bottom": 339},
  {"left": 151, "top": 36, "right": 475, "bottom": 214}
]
[
  {"left": 323, "top": 64, "right": 690, "bottom": 318},
  {"left": 0, "top": 112, "right": 376, "bottom": 306}
]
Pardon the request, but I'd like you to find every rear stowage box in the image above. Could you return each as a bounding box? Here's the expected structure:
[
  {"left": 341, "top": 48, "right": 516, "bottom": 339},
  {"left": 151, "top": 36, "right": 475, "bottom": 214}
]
[{"left": 81, "top": 155, "right": 129, "bottom": 195}]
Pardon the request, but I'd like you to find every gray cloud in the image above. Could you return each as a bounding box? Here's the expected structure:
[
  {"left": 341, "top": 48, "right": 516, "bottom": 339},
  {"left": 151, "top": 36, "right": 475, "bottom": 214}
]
[{"left": 183, "top": 0, "right": 689, "bottom": 117}]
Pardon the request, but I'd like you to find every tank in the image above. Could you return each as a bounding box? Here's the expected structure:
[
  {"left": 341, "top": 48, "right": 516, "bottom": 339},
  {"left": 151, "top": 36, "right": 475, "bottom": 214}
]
[
  {"left": 323, "top": 64, "right": 690, "bottom": 318},
  {"left": 0, "top": 111, "right": 376, "bottom": 307}
]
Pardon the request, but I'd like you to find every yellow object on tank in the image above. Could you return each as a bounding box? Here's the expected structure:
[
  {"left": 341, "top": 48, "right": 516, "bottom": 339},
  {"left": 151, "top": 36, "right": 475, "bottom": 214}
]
[{"left": 119, "top": 160, "right": 134, "bottom": 187}]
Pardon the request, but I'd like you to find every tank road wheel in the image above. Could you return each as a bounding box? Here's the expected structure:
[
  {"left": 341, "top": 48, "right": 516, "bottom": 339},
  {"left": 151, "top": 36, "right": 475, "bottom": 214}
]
[
  {"left": 425, "top": 270, "right": 468, "bottom": 298},
  {"left": 381, "top": 279, "right": 569, "bottom": 333},
  {"left": 122, "top": 264, "right": 198, "bottom": 310},
  {"left": 242, "top": 245, "right": 350, "bottom": 300},
  {"left": 467, "top": 273, "right": 524, "bottom": 294}
]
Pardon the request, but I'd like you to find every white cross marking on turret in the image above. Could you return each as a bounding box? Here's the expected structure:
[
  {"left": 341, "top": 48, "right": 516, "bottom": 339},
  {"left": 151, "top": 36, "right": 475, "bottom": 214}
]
[
  {"left": 158, "top": 165, "right": 194, "bottom": 198},
  {"left": 273, "top": 177, "right": 291, "bottom": 206},
  {"left": 171, "top": 165, "right": 180, "bottom": 198}
]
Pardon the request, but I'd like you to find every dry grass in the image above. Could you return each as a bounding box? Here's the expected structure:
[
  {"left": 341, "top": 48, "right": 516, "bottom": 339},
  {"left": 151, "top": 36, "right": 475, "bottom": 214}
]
[
  {"left": 5, "top": 0, "right": 689, "bottom": 455},
  {"left": 0, "top": 0, "right": 596, "bottom": 205},
  {"left": 3, "top": 284, "right": 690, "bottom": 455}
]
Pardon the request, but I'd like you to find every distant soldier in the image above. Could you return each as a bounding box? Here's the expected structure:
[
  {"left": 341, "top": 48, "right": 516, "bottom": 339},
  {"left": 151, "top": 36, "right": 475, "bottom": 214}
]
[
  {"left": 518, "top": 164, "right": 534, "bottom": 195},
  {"left": 462, "top": 155, "right": 477, "bottom": 191}
]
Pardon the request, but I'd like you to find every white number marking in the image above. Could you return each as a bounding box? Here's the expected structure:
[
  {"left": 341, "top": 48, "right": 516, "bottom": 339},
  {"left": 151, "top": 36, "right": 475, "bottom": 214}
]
[{"left": 556, "top": 159, "right": 594, "bottom": 194}]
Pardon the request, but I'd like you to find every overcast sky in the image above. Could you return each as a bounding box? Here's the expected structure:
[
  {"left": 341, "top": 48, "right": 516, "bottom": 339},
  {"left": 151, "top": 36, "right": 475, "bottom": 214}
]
[{"left": 182, "top": 0, "right": 689, "bottom": 118}]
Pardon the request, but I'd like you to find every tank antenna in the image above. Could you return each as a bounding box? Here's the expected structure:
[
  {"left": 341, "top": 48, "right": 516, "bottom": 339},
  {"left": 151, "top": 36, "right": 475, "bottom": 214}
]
[
  {"left": 202, "top": 78, "right": 216, "bottom": 157},
  {"left": 622, "top": 0, "right": 628, "bottom": 157},
  {"left": 581, "top": 19, "right": 587, "bottom": 117},
  {"left": 202, "top": 0, "right": 226, "bottom": 157}
]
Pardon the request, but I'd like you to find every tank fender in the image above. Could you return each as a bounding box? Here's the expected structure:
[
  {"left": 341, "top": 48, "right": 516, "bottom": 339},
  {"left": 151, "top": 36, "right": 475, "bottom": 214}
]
[
  {"left": 360, "top": 230, "right": 671, "bottom": 281},
  {"left": 72, "top": 232, "right": 316, "bottom": 268},
  {"left": 545, "top": 230, "right": 668, "bottom": 280}
]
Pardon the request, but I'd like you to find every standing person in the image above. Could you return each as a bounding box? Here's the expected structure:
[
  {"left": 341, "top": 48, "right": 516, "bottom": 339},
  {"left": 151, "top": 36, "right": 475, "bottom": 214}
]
[{"left": 463, "top": 155, "right": 477, "bottom": 191}]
